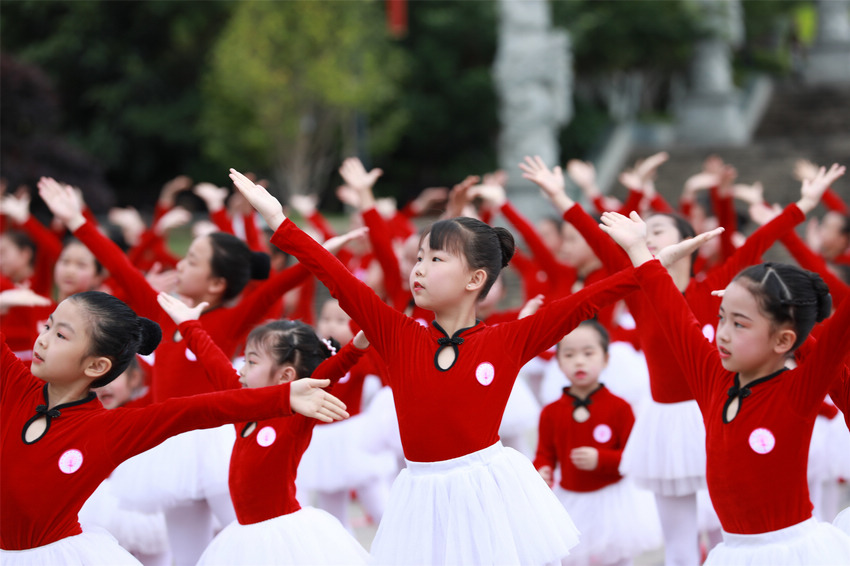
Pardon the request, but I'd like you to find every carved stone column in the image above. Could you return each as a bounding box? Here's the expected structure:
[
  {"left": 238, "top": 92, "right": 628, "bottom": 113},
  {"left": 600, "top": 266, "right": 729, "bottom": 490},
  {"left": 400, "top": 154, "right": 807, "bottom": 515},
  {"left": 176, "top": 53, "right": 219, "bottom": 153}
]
[
  {"left": 493, "top": 0, "right": 572, "bottom": 219},
  {"left": 803, "top": 0, "right": 850, "bottom": 85}
]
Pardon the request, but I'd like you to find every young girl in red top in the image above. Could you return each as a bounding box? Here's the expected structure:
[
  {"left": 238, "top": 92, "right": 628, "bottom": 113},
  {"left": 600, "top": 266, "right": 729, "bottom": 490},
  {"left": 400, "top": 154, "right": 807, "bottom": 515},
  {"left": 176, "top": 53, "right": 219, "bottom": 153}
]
[
  {"left": 229, "top": 167, "right": 643, "bottom": 566},
  {"left": 599, "top": 205, "right": 850, "bottom": 565},
  {"left": 0, "top": 290, "right": 348, "bottom": 566},
  {"left": 180, "top": 307, "right": 370, "bottom": 565},
  {"left": 535, "top": 320, "right": 662, "bottom": 566}
]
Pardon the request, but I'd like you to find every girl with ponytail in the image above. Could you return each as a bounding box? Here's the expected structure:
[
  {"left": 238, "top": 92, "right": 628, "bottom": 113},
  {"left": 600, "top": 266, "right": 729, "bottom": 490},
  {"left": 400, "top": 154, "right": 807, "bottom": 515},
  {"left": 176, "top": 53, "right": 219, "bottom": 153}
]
[
  {"left": 600, "top": 208, "right": 850, "bottom": 565},
  {"left": 0, "top": 291, "right": 348, "bottom": 565},
  {"left": 229, "top": 167, "right": 643, "bottom": 566}
]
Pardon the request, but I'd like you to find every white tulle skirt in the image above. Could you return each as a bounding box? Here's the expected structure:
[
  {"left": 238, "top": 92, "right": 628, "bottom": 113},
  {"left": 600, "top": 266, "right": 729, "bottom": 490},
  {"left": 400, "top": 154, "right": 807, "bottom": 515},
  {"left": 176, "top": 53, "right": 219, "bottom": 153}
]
[
  {"left": 553, "top": 480, "right": 662, "bottom": 565},
  {"left": 697, "top": 488, "right": 722, "bottom": 532},
  {"left": 196, "top": 507, "right": 369, "bottom": 566},
  {"left": 835, "top": 507, "right": 850, "bottom": 536},
  {"left": 370, "top": 441, "right": 579, "bottom": 566},
  {"left": 78, "top": 476, "right": 169, "bottom": 555},
  {"left": 619, "top": 399, "right": 706, "bottom": 496},
  {"left": 706, "top": 518, "right": 850, "bottom": 565},
  {"left": 0, "top": 529, "right": 141, "bottom": 566},
  {"left": 827, "top": 412, "right": 850, "bottom": 479},
  {"left": 110, "top": 425, "right": 235, "bottom": 512},
  {"left": 297, "top": 414, "right": 399, "bottom": 493}
]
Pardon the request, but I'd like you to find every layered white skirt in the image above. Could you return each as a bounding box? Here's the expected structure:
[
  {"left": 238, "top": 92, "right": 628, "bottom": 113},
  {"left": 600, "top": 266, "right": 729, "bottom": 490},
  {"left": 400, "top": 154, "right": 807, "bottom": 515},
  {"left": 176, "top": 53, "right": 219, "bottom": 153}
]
[
  {"left": 835, "top": 507, "right": 850, "bottom": 536},
  {"left": 78, "top": 476, "right": 169, "bottom": 555},
  {"left": 297, "top": 414, "right": 399, "bottom": 493},
  {"left": 619, "top": 399, "right": 706, "bottom": 496},
  {"left": 196, "top": 507, "right": 369, "bottom": 566},
  {"left": 705, "top": 518, "right": 850, "bottom": 565},
  {"left": 0, "top": 529, "right": 141, "bottom": 566},
  {"left": 110, "top": 425, "right": 235, "bottom": 512},
  {"left": 370, "top": 441, "right": 579, "bottom": 566},
  {"left": 554, "top": 480, "right": 662, "bottom": 565}
]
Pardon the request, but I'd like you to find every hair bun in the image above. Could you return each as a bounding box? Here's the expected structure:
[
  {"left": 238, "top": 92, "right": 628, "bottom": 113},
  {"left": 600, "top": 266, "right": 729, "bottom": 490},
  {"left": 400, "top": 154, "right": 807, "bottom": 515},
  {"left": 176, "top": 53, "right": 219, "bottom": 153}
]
[
  {"left": 251, "top": 251, "right": 271, "bottom": 280},
  {"left": 137, "top": 317, "right": 162, "bottom": 355},
  {"left": 810, "top": 273, "right": 833, "bottom": 322},
  {"left": 494, "top": 227, "right": 515, "bottom": 268}
]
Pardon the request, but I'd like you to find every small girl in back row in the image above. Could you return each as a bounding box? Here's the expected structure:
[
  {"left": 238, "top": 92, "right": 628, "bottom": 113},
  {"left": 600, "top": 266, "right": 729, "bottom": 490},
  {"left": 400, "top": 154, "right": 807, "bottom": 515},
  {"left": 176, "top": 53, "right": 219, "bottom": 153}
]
[
  {"left": 0, "top": 291, "right": 348, "bottom": 565},
  {"left": 229, "top": 167, "right": 643, "bottom": 566},
  {"left": 535, "top": 320, "right": 661, "bottom": 566},
  {"left": 599, "top": 205, "right": 850, "bottom": 565}
]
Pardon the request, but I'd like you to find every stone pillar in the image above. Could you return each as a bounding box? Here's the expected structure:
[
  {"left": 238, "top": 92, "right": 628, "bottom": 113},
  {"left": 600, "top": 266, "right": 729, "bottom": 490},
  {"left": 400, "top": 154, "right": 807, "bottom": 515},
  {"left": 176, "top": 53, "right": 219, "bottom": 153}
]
[
  {"left": 803, "top": 0, "right": 850, "bottom": 85},
  {"left": 675, "top": 0, "right": 748, "bottom": 145},
  {"left": 493, "top": 0, "right": 572, "bottom": 220}
]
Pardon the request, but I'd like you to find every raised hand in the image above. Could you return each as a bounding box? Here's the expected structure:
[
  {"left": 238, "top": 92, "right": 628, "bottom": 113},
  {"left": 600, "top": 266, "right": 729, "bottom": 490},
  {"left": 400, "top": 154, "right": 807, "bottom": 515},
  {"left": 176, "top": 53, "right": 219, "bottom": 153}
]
[
  {"left": 634, "top": 151, "right": 669, "bottom": 183},
  {"left": 565, "top": 159, "right": 599, "bottom": 197},
  {"left": 409, "top": 186, "right": 449, "bottom": 216},
  {"left": 158, "top": 175, "right": 193, "bottom": 209},
  {"left": 0, "top": 289, "right": 52, "bottom": 314},
  {"left": 792, "top": 159, "right": 819, "bottom": 183},
  {"left": 146, "top": 263, "right": 178, "bottom": 294},
  {"left": 599, "top": 211, "right": 653, "bottom": 266},
  {"left": 156, "top": 291, "right": 208, "bottom": 324},
  {"left": 289, "top": 193, "right": 318, "bottom": 218},
  {"left": 518, "top": 294, "right": 545, "bottom": 320},
  {"left": 193, "top": 182, "right": 228, "bottom": 213},
  {"left": 37, "top": 177, "right": 86, "bottom": 231},
  {"left": 154, "top": 207, "right": 192, "bottom": 236},
  {"left": 352, "top": 330, "right": 370, "bottom": 351},
  {"left": 290, "top": 378, "right": 349, "bottom": 422},
  {"left": 732, "top": 181, "right": 764, "bottom": 206},
  {"left": 229, "top": 168, "right": 287, "bottom": 230},
  {"left": 322, "top": 226, "right": 369, "bottom": 255},
  {"left": 656, "top": 226, "right": 725, "bottom": 268},
  {"left": 519, "top": 155, "right": 574, "bottom": 213},
  {"left": 0, "top": 191, "right": 31, "bottom": 224},
  {"left": 748, "top": 202, "right": 782, "bottom": 227},
  {"left": 468, "top": 183, "right": 507, "bottom": 210},
  {"left": 443, "top": 175, "right": 480, "bottom": 219},
  {"left": 797, "top": 163, "right": 846, "bottom": 215},
  {"left": 338, "top": 157, "right": 382, "bottom": 210}
]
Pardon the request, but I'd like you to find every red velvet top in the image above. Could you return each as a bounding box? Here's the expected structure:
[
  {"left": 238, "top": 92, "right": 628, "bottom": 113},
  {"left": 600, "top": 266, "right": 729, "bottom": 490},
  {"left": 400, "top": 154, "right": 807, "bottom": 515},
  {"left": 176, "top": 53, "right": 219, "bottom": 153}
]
[
  {"left": 535, "top": 385, "right": 634, "bottom": 492},
  {"left": 635, "top": 260, "right": 850, "bottom": 534},
  {"left": 0, "top": 322, "right": 293, "bottom": 550},
  {"left": 271, "top": 218, "right": 640, "bottom": 462}
]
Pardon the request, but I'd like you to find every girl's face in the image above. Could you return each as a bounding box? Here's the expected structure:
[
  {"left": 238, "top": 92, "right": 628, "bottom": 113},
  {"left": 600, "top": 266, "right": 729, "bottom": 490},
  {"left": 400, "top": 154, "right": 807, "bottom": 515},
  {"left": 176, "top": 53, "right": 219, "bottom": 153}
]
[
  {"left": 54, "top": 243, "right": 102, "bottom": 298},
  {"left": 820, "top": 212, "right": 850, "bottom": 259},
  {"left": 409, "top": 237, "right": 476, "bottom": 311},
  {"left": 645, "top": 215, "right": 683, "bottom": 256},
  {"left": 716, "top": 281, "right": 789, "bottom": 380},
  {"left": 537, "top": 219, "right": 563, "bottom": 256},
  {"left": 176, "top": 236, "right": 219, "bottom": 300},
  {"left": 96, "top": 366, "right": 143, "bottom": 409},
  {"left": 0, "top": 235, "right": 31, "bottom": 281},
  {"left": 317, "top": 299, "right": 353, "bottom": 345},
  {"left": 31, "top": 299, "right": 98, "bottom": 385},
  {"left": 559, "top": 223, "right": 596, "bottom": 269},
  {"left": 556, "top": 325, "right": 608, "bottom": 395},
  {"left": 238, "top": 340, "right": 290, "bottom": 389}
]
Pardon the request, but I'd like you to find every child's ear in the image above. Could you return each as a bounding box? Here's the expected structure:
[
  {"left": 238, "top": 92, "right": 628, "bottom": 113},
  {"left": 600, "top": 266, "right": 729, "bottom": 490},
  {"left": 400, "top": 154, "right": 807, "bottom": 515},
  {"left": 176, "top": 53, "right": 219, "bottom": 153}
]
[
  {"left": 84, "top": 356, "right": 113, "bottom": 380},
  {"left": 208, "top": 276, "right": 227, "bottom": 297},
  {"left": 466, "top": 268, "right": 487, "bottom": 292},
  {"left": 275, "top": 365, "right": 297, "bottom": 385},
  {"left": 773, "top": 328, "right": 797, "bottom": 356}
]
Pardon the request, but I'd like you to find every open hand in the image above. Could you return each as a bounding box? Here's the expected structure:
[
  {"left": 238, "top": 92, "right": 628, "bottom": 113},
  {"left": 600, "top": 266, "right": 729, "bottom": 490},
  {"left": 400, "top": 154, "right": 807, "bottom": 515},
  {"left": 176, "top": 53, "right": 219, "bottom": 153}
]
[
  {"left": 229, "top": 168, "right": 287, "bottom": 230},
  {"left": 290, "top": 378, "right": 349, "bottom": 422},
  {"left": 156, "top": 292, "right": 208, "bottom": 325}
]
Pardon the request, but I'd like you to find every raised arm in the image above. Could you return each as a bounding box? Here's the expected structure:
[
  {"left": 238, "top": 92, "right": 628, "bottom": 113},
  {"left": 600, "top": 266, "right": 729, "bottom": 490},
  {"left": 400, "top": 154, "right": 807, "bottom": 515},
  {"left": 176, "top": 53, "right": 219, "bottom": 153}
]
[{"left": 229, "top": 168, "right": 406, "bottom": 359}]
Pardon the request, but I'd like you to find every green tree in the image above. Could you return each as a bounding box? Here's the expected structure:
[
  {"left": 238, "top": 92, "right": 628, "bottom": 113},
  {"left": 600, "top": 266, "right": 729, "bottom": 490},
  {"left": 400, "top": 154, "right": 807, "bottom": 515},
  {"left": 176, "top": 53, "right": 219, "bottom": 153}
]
[{"left": 201, "top": 0, "right": 407, "bottom": 203}]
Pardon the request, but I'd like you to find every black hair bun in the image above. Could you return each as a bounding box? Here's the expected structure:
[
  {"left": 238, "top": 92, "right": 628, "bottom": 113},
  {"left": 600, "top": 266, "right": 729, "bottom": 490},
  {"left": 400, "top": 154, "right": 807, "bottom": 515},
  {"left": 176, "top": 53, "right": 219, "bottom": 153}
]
[
  {"left": 494, "top": 227, "right": 515, "bottom": 268},
  {"left": 810, "top": 273, "right": 833, "bottom": 322},
  {"left": 138, "top": 317, "right": 162, "bottom": 355}
]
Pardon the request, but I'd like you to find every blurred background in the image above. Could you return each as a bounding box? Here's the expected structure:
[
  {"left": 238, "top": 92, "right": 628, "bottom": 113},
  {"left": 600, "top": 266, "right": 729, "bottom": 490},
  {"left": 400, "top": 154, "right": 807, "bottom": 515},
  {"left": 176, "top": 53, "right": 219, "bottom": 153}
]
[{"left": 1, "top": 0, "right": 848, "bottom": 221}]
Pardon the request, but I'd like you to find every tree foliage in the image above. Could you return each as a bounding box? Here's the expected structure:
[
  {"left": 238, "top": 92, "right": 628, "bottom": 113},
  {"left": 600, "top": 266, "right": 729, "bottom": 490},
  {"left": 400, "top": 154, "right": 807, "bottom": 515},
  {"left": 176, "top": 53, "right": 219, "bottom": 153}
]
[
  {"left": 1, "top": 0, "right": 234, "bottom": 209},
  {"left": 201, "top": 0, "right": 407, "bottom": 202}
]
